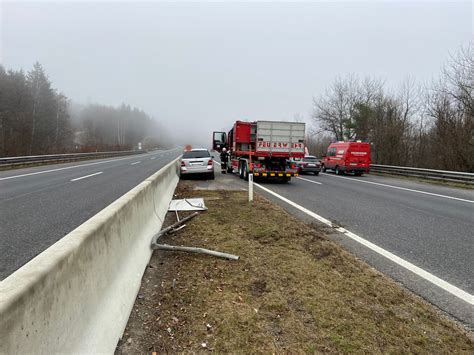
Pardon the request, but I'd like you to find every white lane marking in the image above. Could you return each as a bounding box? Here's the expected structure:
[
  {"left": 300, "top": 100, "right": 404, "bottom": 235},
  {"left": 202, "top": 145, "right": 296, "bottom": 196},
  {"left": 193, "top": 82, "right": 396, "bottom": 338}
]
[
  {"left": 0, "top": 151, "right": 166, "bottom": 181},
  {"left": 255, "top": 183, "right": 332, "bottom": 226},
  {"left": 150, "top": 157, "right": 156, "bottom": 160},
  {"left": 0, "top": 157, "right": 133, "bottom": 181},
  {"left": 323, "top": 173, "right": 473, "bottom": 204},
  {"left": 131, "top": 161, "right": 141, "bottom": 165},
  {"left": 254, "top": 182, "right": 473, "bottom": 305},
  {"left": 70, "top": 171, "right": 103, "bottom": 182},
  {"left": 297, "top": 176, "right": 323, "bottom": 185}
]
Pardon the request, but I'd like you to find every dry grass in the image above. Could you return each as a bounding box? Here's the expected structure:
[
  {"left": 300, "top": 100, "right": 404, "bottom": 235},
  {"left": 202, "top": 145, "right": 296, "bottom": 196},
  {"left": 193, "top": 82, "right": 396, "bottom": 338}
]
[{"left": 116, "top": 182, "right": 473, "bottom": 354}]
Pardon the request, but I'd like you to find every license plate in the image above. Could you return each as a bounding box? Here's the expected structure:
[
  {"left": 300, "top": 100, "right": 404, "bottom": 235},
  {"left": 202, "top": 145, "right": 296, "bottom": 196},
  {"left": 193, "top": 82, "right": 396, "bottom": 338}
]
[
  {"left": 350, "top": 163, "right": 357, "bottom": 166},
  {"left": 307, "top": 164, "right": 315, "bottom": 167}
]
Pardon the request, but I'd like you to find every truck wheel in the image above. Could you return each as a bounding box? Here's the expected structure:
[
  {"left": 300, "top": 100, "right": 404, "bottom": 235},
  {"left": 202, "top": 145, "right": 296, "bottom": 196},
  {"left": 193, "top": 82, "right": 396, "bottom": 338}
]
[
  {"left": 243, "top": 164, "right": 249, "bottom": 181},
  {"left": 335, "top": 166, "right": 342, "bottom": 175},
  {"left": 321, "top": 164, "right": 326, "bottom": 172},
  {"left": 239, "top": 162, "right": 244, "bottom": 179},
  {"left": 354, "top": 172, "right": 363, "bottom": 176}
]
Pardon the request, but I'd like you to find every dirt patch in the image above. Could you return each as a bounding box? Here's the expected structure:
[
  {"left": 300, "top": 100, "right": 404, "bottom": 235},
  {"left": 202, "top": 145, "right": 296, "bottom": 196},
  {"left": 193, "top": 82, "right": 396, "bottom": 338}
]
[{"left": 116, "top": 182, "right": 473, "bottom": 353}]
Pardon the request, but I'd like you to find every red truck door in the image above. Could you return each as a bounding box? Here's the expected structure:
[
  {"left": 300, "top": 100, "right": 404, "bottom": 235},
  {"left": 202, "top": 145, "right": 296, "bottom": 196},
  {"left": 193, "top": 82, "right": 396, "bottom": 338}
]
[
  {"left": 323, "top": 145, "right": 339, "bottom": 169},
  {"left": 212, "top": 131, "right": 226, "bottom": 152}
]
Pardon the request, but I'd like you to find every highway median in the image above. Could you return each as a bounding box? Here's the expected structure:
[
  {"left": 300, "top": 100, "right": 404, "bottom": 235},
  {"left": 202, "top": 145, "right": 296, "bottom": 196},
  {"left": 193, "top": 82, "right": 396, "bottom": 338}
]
[
  {"left": 117, "top": 180, "right": 473, "bottom": 353},
  {"left": 0, "top": 157, "right": 181, "bottom": 353}
]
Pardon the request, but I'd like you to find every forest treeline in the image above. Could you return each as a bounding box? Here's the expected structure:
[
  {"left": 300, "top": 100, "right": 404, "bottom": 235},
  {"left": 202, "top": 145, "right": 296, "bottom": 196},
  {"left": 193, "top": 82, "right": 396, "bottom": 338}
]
[
  {"left": 1, "top": 45, "right": 472, "bottom": 172},
  {"left": 309, "top": 44, "right": 473, "bottom": 172},
  {"left": 0, "top": 62, "right": 167, "bottom": 157}
]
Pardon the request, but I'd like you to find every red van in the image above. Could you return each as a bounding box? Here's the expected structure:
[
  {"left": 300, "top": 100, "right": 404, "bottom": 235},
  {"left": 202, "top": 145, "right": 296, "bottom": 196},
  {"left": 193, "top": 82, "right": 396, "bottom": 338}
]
[{"left": 321, "top": 141, "right": 371, "bottom": 176}]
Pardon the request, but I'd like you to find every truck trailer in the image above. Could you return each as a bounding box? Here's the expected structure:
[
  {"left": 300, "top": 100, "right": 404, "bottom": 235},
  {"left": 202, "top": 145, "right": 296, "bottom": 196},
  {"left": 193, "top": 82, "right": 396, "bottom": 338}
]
[{"left": 212, "top": 120, "right": 306, "bottom": 182}]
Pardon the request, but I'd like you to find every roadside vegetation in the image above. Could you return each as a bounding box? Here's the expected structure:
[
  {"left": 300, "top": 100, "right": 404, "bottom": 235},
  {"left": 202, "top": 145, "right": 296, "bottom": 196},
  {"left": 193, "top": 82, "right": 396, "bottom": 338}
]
[
  {"left": 309, "top": 43, "right": 473, "bottom": 172},
  {"left": 0, "top": 63, "right": 168, "bottom": 157},
  {"left": 117, "top": 182, "right": 473, "bottom": 353}
]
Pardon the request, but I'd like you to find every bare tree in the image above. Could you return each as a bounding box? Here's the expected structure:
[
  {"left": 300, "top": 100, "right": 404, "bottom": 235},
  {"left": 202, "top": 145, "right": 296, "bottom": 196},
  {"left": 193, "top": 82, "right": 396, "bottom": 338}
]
[
  {"left": 426, "top": 43, "right": 473, "bottom": 171},
  {"left": 311, "top": 75, "right": 360, "bottom": 140}
]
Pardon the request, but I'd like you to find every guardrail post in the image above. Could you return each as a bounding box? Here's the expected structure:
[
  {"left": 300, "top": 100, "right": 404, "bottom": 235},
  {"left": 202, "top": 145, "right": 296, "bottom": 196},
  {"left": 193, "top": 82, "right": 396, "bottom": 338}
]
[{"left": 249, "top": 173, "right": 254, "bottom": 202}]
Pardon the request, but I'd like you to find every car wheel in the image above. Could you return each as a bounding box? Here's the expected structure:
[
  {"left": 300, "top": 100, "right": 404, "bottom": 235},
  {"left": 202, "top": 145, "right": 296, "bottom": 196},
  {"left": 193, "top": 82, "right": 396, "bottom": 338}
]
[
  {"left": 209, "top": 172, "right": 215, "bottom": 180},
  {"left": 321, "top": 164, "right": 326, "bottom": 172},
  {"left": 314, "top": 171, "right": 319, "bottom": 176}
]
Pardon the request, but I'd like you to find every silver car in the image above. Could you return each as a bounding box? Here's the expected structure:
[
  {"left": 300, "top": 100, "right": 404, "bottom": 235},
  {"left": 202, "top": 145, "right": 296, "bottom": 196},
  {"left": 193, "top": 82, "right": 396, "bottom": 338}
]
[
  {"left": 180, "top": 148, "right": 215, "bottom": 179},
  {"left": 296, "top": 155, "right": 321, "bottom": 175}
]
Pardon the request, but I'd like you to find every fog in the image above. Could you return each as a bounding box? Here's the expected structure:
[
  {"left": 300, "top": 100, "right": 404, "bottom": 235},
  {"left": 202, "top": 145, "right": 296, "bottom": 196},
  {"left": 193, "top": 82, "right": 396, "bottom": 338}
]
[{"left": 1, "top": 1, "right": 472, "bottom": 147}]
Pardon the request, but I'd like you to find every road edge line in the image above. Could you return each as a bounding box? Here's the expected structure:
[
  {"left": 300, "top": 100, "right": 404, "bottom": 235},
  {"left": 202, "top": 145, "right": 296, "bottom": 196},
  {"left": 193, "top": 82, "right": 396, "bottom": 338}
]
[{"left": 254, "top": 182, "right": 473, "bottom": 305}]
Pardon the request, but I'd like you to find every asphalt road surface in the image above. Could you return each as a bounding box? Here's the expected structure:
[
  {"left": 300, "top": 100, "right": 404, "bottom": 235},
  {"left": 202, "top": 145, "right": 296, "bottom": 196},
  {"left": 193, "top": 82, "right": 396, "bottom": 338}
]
[
  {"left": 2, "top": 154, "right": 472, "bottom": 326},
  {"left": 0, "top": 149, "right": 181, "bottom": 280},
  {"left": 212, "top": 161, "right": 474, "bottom": 326}
]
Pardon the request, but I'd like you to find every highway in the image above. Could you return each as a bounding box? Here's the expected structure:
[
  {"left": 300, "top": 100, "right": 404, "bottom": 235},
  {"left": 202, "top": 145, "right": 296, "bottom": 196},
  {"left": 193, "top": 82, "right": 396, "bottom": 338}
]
[
  {"left": 1, "top": 154, "right": 472, "bottom": 325},
  {"left": 259, "top": 173, "right": 473, "bottom": 325},
  {"left": 268, "top": 173, "right": 473, "bottom": 292},
  {"left": 212, "top": 160, "right": 474, "bottom": 325},
  {"left": 0, "top": 149, "right": 181, "bottom": 280}
]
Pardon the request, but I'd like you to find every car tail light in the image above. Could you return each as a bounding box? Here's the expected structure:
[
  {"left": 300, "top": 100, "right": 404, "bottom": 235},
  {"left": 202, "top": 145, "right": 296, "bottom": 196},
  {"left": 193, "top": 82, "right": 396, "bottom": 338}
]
[
  {"left": 208, "top": 160, "right": 213, "bottom": 165},
  {"left": 291, "top": 164, "right": 296, "bottom": 169},
  {"left": 181, "top": 161, "right": 185, "bottom": 167}
]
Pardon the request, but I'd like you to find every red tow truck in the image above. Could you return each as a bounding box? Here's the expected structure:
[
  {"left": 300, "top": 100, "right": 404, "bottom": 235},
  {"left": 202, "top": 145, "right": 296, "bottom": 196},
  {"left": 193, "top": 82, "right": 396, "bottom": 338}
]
[{"left": 212, "top": 120, "right": 306, "bottom": 182}]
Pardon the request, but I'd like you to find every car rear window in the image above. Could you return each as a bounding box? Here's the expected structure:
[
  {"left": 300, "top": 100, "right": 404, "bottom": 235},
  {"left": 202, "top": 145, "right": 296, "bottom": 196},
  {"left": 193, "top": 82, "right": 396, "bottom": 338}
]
[
  {"left": 304, "top": 157, "right": 317, "bottom": 162},
  {"left": 183, "top": 151, "right": 210, "bottom": 159}
]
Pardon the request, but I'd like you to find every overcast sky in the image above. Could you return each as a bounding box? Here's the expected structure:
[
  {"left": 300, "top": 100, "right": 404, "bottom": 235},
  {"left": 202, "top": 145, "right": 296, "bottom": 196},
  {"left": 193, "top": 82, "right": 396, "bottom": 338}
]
[{"left": 1, "top": 1, "right": 472, "bottom": 146}]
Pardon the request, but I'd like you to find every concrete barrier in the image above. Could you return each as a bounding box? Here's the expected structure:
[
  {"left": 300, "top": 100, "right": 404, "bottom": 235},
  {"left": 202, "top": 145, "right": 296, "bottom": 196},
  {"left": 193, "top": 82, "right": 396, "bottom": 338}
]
[{"left": 0, "top": 158, "right": 180, "bottom": 353}]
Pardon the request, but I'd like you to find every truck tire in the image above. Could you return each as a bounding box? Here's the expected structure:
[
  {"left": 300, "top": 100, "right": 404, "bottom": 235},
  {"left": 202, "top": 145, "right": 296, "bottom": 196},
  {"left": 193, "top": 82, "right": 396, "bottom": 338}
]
[
  {"left": 239, "top": 161, "right": 244, "bottom": 179},
  {"left": 335, "top": 166, "right": 343, "bottom": 175},
  {"left": 321, "top": 164, "right": 326, "bottom": 172},
  {"left": 243, "top": 163, "right": 249, "bottom": 181}
]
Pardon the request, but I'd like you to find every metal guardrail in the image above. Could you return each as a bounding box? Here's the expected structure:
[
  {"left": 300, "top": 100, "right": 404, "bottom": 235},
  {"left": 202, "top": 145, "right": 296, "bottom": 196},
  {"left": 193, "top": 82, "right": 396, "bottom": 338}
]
[
  {"left": 0, "top": 150, "right": 146, "bottom": 170},
  {"left": 370, "top": 164, "right": 474, "bottom": 185}
]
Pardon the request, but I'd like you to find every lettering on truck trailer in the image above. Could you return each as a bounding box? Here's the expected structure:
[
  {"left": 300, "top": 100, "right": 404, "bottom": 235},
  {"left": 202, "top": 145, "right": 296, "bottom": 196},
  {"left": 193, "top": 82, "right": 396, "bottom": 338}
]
[
  {"left": 351, "top": 151, "right": 367, "bottom": 155},
  {"left": 258, "top": 142, "right": 303, "bottom": 149}
]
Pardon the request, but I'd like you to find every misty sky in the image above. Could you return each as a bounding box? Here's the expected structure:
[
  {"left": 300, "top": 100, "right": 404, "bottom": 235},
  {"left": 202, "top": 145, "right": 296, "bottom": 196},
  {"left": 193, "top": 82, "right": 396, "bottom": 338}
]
[{"left": 1, "top": 1, "right": 472, "bottom": 146}]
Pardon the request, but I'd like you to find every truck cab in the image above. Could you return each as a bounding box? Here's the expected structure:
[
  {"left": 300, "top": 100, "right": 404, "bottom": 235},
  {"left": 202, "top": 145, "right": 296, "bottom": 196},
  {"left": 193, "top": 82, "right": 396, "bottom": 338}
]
[{"left": 212, "top": 132, "right": 227, "bottom": 152}]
